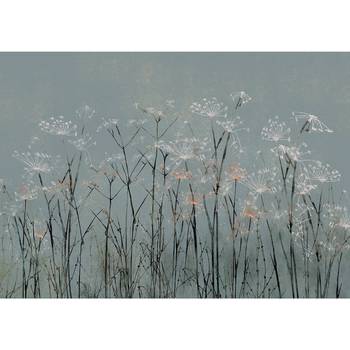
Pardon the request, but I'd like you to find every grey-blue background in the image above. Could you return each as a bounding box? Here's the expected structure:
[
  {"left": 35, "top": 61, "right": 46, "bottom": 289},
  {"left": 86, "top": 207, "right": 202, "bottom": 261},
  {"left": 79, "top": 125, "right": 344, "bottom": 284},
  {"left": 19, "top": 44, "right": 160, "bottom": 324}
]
[{"left": 0, "top": 53, "right": 349, "bottom": 189}]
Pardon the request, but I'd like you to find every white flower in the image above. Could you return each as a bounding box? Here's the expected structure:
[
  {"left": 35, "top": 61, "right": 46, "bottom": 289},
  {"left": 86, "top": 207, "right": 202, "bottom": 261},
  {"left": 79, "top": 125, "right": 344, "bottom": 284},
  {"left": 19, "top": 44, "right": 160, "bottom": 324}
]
[
  {"left": 15, "top": 184, "right": 39, "bottom": 201},
  {"left": 230, "top": 91, "right": 252, "bottom": 109},
  {"left": 96, "top": 118, "right": 119, "bottom": 132},
  {"left": 159, "top": 137, "right": 208, "bottom": 167},
  {"left": 76, "top": 105, "right": 95, "bottom": 120},
  {"left": 303, "top": 161, "right": 341, "bottom": 183},
  {"left": 69, "top": 133, "right": 96, "bottom": 152},
  {"left": 292, "top": 111, "right": 333, "bottom": 133},
  {"left": 241, "top": 168, "right": 278, "bottom": 195},
  {"left": 261, "top": 116, "right": 291, "bottom": 142},
  {"left": 272, "top": 143, "right": 311, "bottom": 163},
  {"left": 39, "top": 116, "right": 77, "bottom": 137},
  {"left": 13, "top": 151, "right": 56, "bottom": 175},
  {"left": 190, "top": 97, "right": 227, "bottom": 119}
]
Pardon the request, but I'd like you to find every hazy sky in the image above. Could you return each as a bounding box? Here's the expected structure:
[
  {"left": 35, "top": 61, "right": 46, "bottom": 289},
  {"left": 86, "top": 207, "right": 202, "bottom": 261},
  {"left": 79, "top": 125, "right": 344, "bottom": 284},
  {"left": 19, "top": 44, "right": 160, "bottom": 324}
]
[{"left": 0, "top": 53, "right": 349, "bottom": 188}]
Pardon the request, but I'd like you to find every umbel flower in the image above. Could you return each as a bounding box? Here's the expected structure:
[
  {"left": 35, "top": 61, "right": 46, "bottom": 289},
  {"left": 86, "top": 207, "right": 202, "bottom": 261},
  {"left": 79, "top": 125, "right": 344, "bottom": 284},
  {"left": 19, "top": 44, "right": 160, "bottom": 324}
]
[
  {"left": 303, "top": 161, "right": 341, "bottom": 183},
  {"left": 96, "top": 118, "right": 119, "bottom": 132},
  {"left": 230, "top": 91, "right": 252, "bottom": 109},
  {"left": 13, "top": 151, "right": 55, "bottom": 175},
  {"left": 39, "top": 116, "right": 78, "bottom": 137},
  {"left": 158, "top": 137, "right": 208, "bottom": 168},
  {"left": 216, "top": 117, "right": 244, "bottom": 133},
  {"left": 272, "top": 142, "right": 311, "bottom": 163},
  {"left": 295, "top": 173, "right": 317, "bottom": 195},
  {"left": 15, "top": 184, "right": 39, "bottom": 202},
  {"left": 135, "top": 103, "right": 166, "bottom": 122},
  {"left": 241, "top": 168, "right": 278, "bottom": 195},
  {"left": 226, "top": 163, "right": 247, "bottom": 182},
  {"left": 327, "top": 206, "right": 350, "bottom": 231},
  {"left": 292, "top": 111, "right": 333, "bottom": 134},
  {"left": 68, "top": 133, "right": 96, "bottom": 152},
  {"left": 216, "top": 117, "right": 248, "bottom": 153},
  {"left": 76, "top": 105, "right": 95, "bottom": 120},
  {"left": 261, "top": 116, "right": 291, "bottom": 142},
  {"left": 190, "top": 97, "right": 228, "bottom": 119}
]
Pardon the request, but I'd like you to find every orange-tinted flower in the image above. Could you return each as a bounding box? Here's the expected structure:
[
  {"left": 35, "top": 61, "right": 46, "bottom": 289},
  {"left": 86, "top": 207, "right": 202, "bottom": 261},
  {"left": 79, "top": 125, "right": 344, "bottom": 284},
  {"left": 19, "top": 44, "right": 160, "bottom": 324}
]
[
  {"left": 171, "top": 170, "right": 192, "bottom": 180},
  {"left": 227, "top": 164, "right": 247, "bottom": 182}
]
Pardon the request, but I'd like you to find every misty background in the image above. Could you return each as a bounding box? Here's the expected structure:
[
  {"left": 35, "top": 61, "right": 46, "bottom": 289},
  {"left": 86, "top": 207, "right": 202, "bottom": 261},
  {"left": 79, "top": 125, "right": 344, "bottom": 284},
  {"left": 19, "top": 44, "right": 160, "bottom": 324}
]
[{"left": 0, "top": 52, "right": 349, "bottom": 190}]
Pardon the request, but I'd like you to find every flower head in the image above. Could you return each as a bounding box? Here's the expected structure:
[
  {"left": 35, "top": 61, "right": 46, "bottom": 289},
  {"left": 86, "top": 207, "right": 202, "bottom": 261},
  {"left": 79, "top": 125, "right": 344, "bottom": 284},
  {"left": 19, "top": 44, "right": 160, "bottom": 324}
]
[
  {"left": 76, "top": 105, "right": 95, "bottom": 120},
  {"left": 190, "top": 97, "right": 227, "bottom": 119},
  {"left": 304, "top": 161, "right": 341, "bottom": 183},
  {"left": 241, "top": 168, "right": 277, "bottom": 195},
  {"left": 272, "top": 143, "right": 311, "bottom": 163},
  {"left": 39, "top": 116, "right": 77, "bottom": 137},
  {"left": 230, "top": 91, "right": 252, "bottom": 110},
  {"left": 292, "top": 111, "right": 333, "bottom": 134},
  {"left": 158, "top": 137, "right": 208, "bottom": 168},
  {"left": 69, "top": 133, "right": 96, "bottom": 152},
  {"left": 15, "top": 184, "right": 38, "bottom": 202},
  {"left": 226, "top": 163, "right": 247, "bottom": 182},
  {"left": 261, "top": 116, "right": 291, "bottom": 142},
  {"left": 13, "top": 151, "right": 56, "bottom": 175}
]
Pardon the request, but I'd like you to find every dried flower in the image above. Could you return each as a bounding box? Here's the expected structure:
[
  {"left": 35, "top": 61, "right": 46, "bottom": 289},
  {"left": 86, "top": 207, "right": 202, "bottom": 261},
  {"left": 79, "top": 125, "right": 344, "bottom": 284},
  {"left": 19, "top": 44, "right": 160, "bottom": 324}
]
[
  {"left": 293, "top": 111, "right": 333, "bottom": 134},
  {"left": 39, "top": 116, "right": 77, "bottom": 137},
  {"left": 13, "top": 151, "right": 57, "bottom": 176},
  {"left": 303, "top": 161, "right": 341, "bottom": 183},
  {"left": 230, "top": 91, "right": 252, "bottom": 109},
  {"left": 190, "top": 97, "right": 227, "bottom": 119},
  {"left": 261, "top": 116, "right": 291, "bottom": 142},
  {"left": 241, "top": 168, "right": 277, "bottom": 195},
  {"left": 226, "top": 163, "right": 247, "bottom": 182}
]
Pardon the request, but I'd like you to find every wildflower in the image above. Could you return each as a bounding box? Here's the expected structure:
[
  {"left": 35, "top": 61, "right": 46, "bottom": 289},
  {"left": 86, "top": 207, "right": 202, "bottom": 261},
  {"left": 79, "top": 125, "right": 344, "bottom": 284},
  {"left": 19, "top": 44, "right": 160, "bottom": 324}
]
[
  {"left": 15, "top": 184, "right": 38, "bottom": 201},
  {"left": 335, "top": 210, "right": 350, "bottom": 230},
  {"left": 230, "top": 91, "right": 252, "bottom": 110},
  {"left": 325, "top": 205, "right": 350, "bottom": 231},
  {"left": 295, "top": 173, "right": 317, "bottom": 195},
  {"left": 159, "top": 137, "right": 208, "bottom": 168},
  {"left": 96, "top": 118, "right": 119, "bottom": 132},
  {"left": 81, "top": 180, "right": 100, "bottom": 190},
  {"left": 226, "top": 163, "right": 247, "bottom": 182},
  {"left": 272, "top": 142, "right": 311, "bottom": 163},
  {"left": 216, "top": 117, "right": 243, "bottom": 133},
  {"left": 171, "top": 170, "right": 192, "bottom": 180},
  {"left": 292, "top": 111, "right": 333, "bottom": 134},
  {"left": 292, "top": 227, "right": 314, "bottom": 261},
  {"left": 261, "top": 116, "right": 291, "bottom": 142},
  {"left": 241, "top": 168, "right": 277, "bottom": 195},
  {"left": 186, "top": 196, "right": 200, "bottom": 206},
  {"left": 268, "top": 203, "right": 288, "bottom": 222},
  {"left": 242, "top": 206, "right": 260, "bottom": 219},
  {"left": 1, "top": 202, "right": 21, "bottom": 217},
  {"left": 128, "top": 119, "right": 148, "bottom": 127},
  {"left": 68, "top": 133, "right": 96, "bottom": 152},
  {"left": 13, "top": 151, "right": 55, "bottom": 175},
  {"left": 240, "top": 194, "right": 261, "bottom": 220},
  {"left": 39, "top": 116, "right": 77, "bottom": 137},
  {"left": 216, "top": 117, "right": 248, "bottom": 153},
  {"left": 303, "top": 161, "right": 341, "bottom": 183},
  {"left": 42, "top": 179, "right": 70, "bottom": 194},
  {"left": 33, "top": 220, "right": 47, "bottom": 240},
  {"left": 76, "top": 105, "right": 95, "bottom": 120},
  {"left": 135, "top": 103, "right": 166, "bottom": 122},
  {"left": 190, "top": 97, "right": 227, "bottom": 119}
]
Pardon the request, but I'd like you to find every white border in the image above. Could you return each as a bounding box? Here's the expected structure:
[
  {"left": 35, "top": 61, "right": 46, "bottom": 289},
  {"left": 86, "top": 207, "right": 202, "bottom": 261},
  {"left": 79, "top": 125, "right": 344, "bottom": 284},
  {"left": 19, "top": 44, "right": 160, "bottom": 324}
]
[
  {"left": 1, "top": 0, "right": 350, "bottom": 349},
  {"left": 0, "top": 0, "right": 349, "bottom": 51},
  {"left": 0, "top": 299, "right": 349, "bottom": 350}
]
